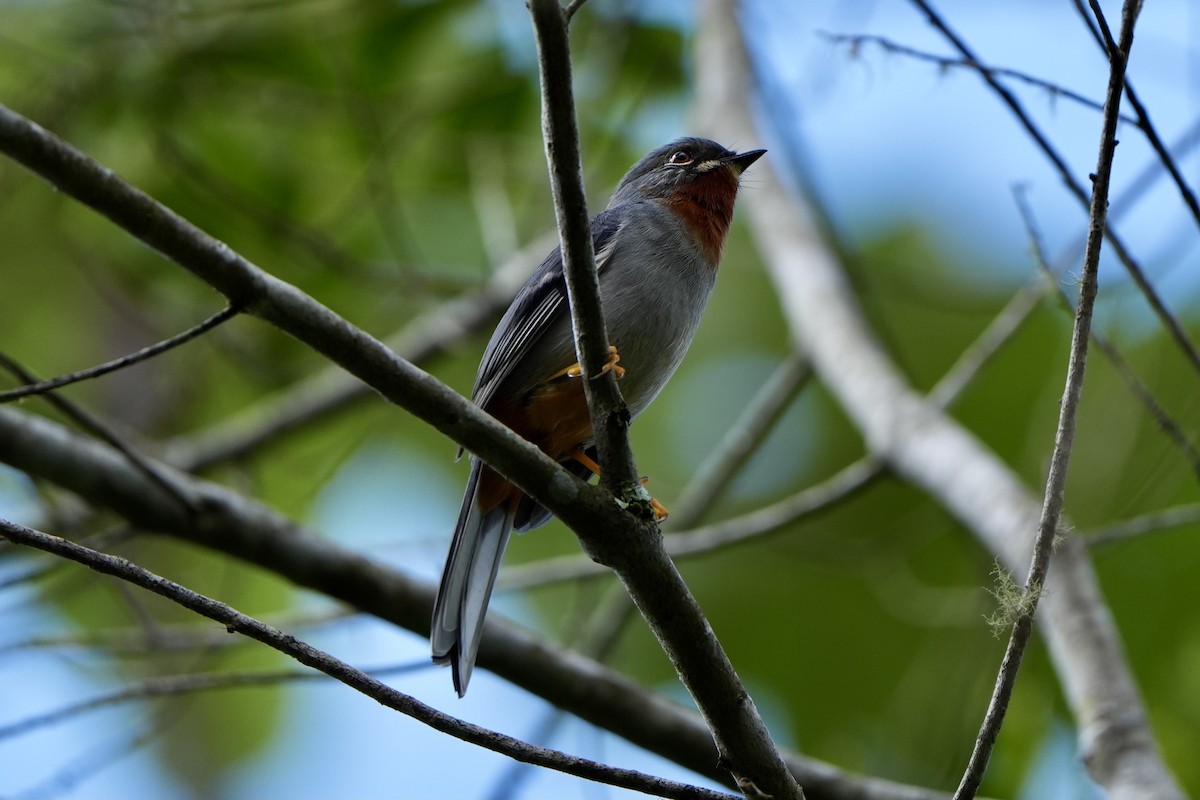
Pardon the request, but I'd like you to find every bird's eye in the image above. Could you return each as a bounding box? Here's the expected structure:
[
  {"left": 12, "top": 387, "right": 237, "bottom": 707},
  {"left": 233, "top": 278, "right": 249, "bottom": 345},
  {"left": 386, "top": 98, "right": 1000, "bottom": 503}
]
[{"left": 668, "top": 150, "right": 693, "bottom": 166}]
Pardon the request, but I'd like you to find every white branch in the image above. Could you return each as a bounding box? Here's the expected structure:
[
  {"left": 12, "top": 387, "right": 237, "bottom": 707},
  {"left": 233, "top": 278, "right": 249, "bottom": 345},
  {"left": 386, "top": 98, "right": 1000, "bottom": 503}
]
[{"left": 694, "top": 1, "right": 1183, "bottom": 797}]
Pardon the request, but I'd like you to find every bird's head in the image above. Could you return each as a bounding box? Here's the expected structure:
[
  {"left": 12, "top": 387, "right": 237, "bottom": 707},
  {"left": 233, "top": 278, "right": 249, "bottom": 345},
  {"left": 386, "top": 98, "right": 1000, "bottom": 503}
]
[
  {"left": 609, "top": 137, "right": 766, "bottom": 263},
  {"left": 609, "top": 137, "right": 765, "bottom": 206}
]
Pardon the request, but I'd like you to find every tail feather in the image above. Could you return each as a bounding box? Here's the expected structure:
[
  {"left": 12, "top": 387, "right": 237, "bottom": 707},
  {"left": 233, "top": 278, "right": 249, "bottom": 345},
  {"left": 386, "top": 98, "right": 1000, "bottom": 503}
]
[{"left": 431, "top": 458, "right": 515, "bottom": 696}]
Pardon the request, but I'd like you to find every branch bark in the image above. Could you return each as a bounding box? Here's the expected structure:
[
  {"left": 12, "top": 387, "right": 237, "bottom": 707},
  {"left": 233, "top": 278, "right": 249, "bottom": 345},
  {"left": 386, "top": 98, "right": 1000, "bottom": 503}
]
[
  {"left": 0, "top": 405, "right": 966, "bottom": 800},
  {"left": 694, "top": 1, "right": 1184, "bottom": 798},
  {"left": 0, "top": 517, "right": 737, "bottom": 800},
  {"left": 0, "top": 96, "right": 784, "bottom": 798},
  {"left": 954, "top": 2, "right": 1141, "bottom": 796},
  {"left": 528, "top": 0, "right": 645, "bottom": 503}
]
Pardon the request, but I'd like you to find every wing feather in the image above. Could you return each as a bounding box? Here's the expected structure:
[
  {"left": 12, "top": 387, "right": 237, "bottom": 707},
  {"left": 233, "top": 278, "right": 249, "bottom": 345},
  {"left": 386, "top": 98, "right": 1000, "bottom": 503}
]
[{"left": 471, "top": 210, "right": 624, "bottom": 411}]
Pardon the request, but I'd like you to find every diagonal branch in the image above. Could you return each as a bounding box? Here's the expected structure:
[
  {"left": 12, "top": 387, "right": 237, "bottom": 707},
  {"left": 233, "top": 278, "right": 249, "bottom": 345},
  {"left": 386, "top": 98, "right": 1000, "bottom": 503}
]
[
  {"left": 1014, "top": 188, "right": 1200, "bottom": 479},
  {"left": 0, "top": 305, "right": 238, "bottom": 404},
  {"left": 528, "top": 0, "right": 644, "bottom": 504},
  {"left": 161, "top": 234, "right": 554, "bottom": 472},
  {"left": 1071, "top": 0, "right": 1200, "bottom": 235},
  {"left": 0, "top": 405, "right": 971, "bottom": 800},
  {"left": 695, "top": 0, "right": 1184, "bottom": 797},
  {"left": 528, "top": 4, "right": 801, "bottom": 797},
  {"left": 0, "top": 517, "right": 737, "bottom": 800},
  {"left": 906, "top": 0, "right": 1200, "bottom": 383},
  {"left": 953, "top": 3, "right": 1140, "bottom": 796}
]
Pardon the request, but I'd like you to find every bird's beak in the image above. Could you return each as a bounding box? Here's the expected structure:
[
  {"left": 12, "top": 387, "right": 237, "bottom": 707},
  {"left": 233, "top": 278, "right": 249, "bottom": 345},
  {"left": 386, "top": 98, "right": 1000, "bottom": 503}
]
[{"left": 726, "top": 149, "right": 766, "bottom": 175}]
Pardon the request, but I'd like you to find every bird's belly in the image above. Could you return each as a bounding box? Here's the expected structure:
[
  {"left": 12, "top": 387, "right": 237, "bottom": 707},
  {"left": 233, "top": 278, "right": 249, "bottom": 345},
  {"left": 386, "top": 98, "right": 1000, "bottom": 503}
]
[{"left": 601, "top": 266, "right": 715, "bottom": 419}]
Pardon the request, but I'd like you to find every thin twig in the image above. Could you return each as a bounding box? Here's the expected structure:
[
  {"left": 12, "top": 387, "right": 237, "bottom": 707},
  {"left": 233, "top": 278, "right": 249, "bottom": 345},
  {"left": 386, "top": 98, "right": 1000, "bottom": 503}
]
[
  {"left": 1071, "top": 0, "right": 1200, "bottom": 235},
  {"left": 926, "top": 282, "right": 1048, "bottom": 410},
  {"left": 0, "top": 305, "right": 238, "bottom": 404},
  {"left": 1014, "top": 186, "right": 1200, "bottom": 479},
  {"left": 11, "top": 708, "right": 166, "bottom": 800},
  {"left": 820, "top": 31, "right": 1139, "bottom": 126},
  {"left": 908, "top": 0, "right": 1200, "bottom": 382},
  {"left": 0, "top": 353, "right": 198, "bottom": 515},
  {"left": 528, "top": 0, "right": 645, "bottom": 506},
  {"left": 952, "top": 2, "right": 1140, "bottom": 797},
  {"left": 0, "top": 517, "right": 736, "bottom": 800},
  {"left": 0, "top": 661, "right": 429, "bottom": 741},
  {"left": 564, "top": 0, "right": 590, "bottom": 21},
  {"left": 0, "top": 606, "right": 353, "bottom": 657},
  {"left": 162, "top": 233, "right": 553, "bottom": 471},
  {"left": 1085, "top": 503, "right": 1200, "bottom": 547},
  {"left": 500, "top": 456, "right": 881, "bottom": 591}
]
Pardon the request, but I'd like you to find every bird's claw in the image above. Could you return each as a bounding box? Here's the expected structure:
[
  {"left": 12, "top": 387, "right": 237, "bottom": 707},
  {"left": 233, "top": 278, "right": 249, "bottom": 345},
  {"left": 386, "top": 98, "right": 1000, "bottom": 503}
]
[
  {"left": 550, "top": 345, "right": 624, "bottom": 382},
  {"left": 639, "top": 476, "right": 669, "bottom": 520}
]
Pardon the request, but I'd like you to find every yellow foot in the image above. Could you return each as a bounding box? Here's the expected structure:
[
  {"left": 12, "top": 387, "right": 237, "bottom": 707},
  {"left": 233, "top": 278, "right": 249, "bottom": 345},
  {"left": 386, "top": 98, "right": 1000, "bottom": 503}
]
[
  {"left": 570, "top": 448, "right": 602, "bottom": 475},
  {"left": 571, "top": 453, "right": 669, "bottom": 521},
  {"left": 640, "top": 476, "right": 669, "bottom": 521},
  {"left": 548, "top": 345, "right": 624, "bottom": 381}
]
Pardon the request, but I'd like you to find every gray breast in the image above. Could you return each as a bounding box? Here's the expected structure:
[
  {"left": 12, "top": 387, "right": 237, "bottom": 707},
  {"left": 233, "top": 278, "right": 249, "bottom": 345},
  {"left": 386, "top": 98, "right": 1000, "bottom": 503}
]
[{"left": 598, "top": 203, "right": 718, "bottom": 419}]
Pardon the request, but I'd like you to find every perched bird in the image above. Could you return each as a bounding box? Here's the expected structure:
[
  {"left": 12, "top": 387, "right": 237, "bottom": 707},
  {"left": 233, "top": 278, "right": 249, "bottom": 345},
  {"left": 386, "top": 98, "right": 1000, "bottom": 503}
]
[{"left": 432, "top": 137, "right": 765, "bottom": 695}]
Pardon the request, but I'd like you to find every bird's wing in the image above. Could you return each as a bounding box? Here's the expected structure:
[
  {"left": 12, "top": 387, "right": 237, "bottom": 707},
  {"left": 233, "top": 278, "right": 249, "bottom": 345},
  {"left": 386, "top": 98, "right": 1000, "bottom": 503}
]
[{"left": 470, "top": 208, "right": 624, "bottom": 411}]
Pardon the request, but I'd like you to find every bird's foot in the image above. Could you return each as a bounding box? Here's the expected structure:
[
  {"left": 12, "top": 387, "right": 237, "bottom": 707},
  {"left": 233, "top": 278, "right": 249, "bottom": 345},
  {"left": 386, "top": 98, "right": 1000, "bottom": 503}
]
[{"left": 548, "top": 345, "right": 624, "bottom": 381}]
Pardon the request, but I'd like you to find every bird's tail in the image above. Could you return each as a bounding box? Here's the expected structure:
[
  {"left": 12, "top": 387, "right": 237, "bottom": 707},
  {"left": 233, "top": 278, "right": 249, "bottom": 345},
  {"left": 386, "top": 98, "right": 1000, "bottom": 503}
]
[{"left": 431, "top": 457, "right": 515, "bottom": 696}]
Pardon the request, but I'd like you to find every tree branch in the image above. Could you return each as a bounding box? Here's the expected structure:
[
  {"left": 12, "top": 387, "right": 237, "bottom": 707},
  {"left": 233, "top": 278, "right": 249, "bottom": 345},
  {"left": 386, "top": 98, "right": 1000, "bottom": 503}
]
[
  {"left": 0, "top": 305, "right": 238, "bottom": 404},
  {"left": 528, "top": 0, "right": 645, "bottom": 504},
  {"left": 906, "top": 0, "right": 1200, "bottom": 383},
  {"left": 953, "top": 2, "right": 1140, "bottom": 796},
  {"left": 0, "top": 517, "right": 736, "bottom": 800},
  {"left": 0, "top": 406, "right": 971, "bottom": 800},
  {"left": 162, "top": 234, "right": 554, "bottom": 471},
  {"left": 695, "top": 0, "right": 1184, "bottom": 797},
  {"left": 527, "top": 4, "right": 802, "bottom": 797},
  {"left": 1071, "top": 0, "right": 1200, "bottom": 236}
]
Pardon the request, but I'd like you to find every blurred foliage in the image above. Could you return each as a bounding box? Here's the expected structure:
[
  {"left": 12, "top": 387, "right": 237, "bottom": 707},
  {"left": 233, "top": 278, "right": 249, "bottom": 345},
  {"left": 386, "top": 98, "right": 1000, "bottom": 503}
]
[{"left": 1, "top": 1, "right": 1198, "bottom": 799}]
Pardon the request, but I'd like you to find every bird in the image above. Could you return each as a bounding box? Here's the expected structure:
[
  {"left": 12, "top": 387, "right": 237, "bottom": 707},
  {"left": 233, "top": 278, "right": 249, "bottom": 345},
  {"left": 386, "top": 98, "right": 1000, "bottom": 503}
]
[{"left": 431, "top": 137, "right": 765, "bottom": 695}]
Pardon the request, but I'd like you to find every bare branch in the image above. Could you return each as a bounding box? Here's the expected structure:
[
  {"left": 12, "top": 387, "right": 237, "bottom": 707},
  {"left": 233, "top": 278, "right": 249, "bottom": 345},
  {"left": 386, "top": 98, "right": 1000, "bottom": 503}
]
[
  {"left": 819, "top": 32, "right": 1138, "bottom": 125},
  {"left": 0, "top": 662, "right": 428, "bottom": 742},
  {"left": 0, "top": 305, "right": 237, "bottom": 404},
  {"left": 162, "top": 234, "right": 553, "bottom": 472},
  {"left": 501, "top": 456, "right": 880, "bottom": 591},
  {"left": 672, "top": 353, "right": 812, "bottom": 523},
  {"left": 907, "top": 0, "right": 1200, "bottom": 382},
  {"left": 1085, "top": 503, "right": 1200, "bottom": 547},
  {"left": 0, "top": 353, "right": 198, "bottom": 515},
  {"left": 696, "top": 0, "right": 1184, "bottom": 796},
  {"left": 528, "top": 3, "right": 802, "bottom": 797},
  {"left": 1014, "top": 187, "right": 1200, "bottom": 479},
  {"left": 953, "top": 2, "right": 1141, "bottom": 796},
  {"left": 0, "top": 517, "right": 738, "bottom": 800},
  {"left": 528, "top": 0, "right": 644, "bottom": 503},
  {"left": 1071, "top": 0, "right": 1200, "bottom": 236}
]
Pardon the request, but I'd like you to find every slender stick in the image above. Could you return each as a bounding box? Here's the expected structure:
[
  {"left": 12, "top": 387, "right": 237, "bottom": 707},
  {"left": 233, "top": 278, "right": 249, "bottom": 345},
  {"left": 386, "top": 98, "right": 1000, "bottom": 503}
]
[
  {"left": 527, "top": 0, "right": 646, "bottom": 508},
  {"left": 0, "top": 306, "right": 238, "bottom": 404},
  {"left": 951, "top": 2, "right": 1140, "bottom": 797},
  {"left": 0, "top": 517, "right": 736, "bottom": 800}
]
